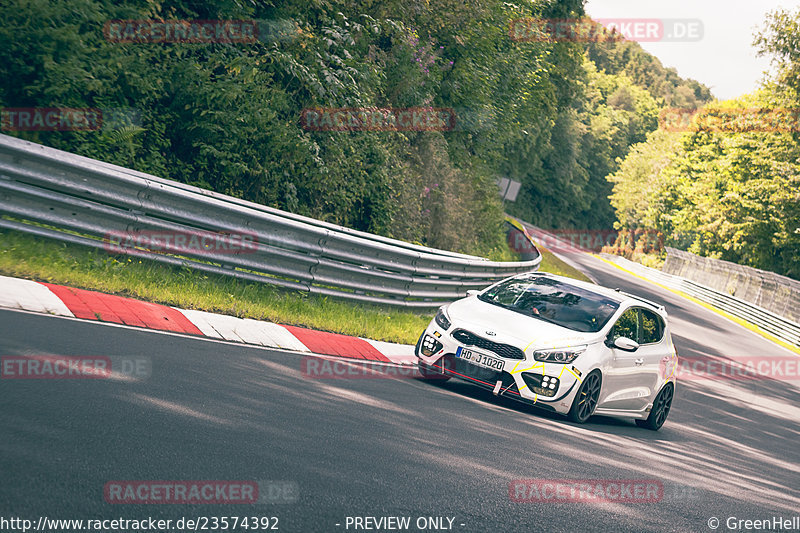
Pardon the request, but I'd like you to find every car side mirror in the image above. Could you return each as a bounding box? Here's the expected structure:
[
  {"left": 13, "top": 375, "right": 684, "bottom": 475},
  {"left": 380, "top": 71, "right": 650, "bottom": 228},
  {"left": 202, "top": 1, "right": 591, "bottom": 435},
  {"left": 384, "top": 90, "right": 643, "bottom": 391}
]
[
  {"left": 611, "top": 336, "right": 639, "bottom": 352},
  {"left": 466, "top": 290, "right": 480, "bottom": 297}
]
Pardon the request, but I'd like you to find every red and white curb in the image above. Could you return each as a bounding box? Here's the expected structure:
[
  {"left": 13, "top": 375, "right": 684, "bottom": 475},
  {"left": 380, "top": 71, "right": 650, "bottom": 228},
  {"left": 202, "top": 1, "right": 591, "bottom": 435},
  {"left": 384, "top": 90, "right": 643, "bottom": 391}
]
[{"left": 0, "top": 275, "right": 416, "bottom": 365}]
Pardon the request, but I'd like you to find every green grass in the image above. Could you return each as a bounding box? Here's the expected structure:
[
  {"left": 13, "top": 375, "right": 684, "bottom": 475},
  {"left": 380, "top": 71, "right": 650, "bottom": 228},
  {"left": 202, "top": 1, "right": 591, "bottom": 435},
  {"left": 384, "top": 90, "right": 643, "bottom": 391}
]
[
  {"left": 0, "top": 228, "right": 592, "bottom": 344},
  {"left": 537, "top": 247, "right": 593, "bottom": 282},
  {"left": 0, "top": 229, "right": 431, "bottom": 344}
]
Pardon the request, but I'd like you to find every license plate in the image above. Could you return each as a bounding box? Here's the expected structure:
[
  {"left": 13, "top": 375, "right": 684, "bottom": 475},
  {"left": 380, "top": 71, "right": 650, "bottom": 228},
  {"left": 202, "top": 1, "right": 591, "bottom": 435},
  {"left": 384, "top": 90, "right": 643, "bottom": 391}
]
[{"left": 456, "top": 347, "right": 504, "bottom": 371}]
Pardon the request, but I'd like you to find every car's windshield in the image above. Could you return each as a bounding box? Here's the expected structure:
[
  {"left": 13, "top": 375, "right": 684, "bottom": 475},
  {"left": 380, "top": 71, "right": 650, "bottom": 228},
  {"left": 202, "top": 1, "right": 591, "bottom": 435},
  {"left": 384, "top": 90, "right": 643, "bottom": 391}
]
[{"left": 478, "top": 276, "right": 620, "bottom": 332}]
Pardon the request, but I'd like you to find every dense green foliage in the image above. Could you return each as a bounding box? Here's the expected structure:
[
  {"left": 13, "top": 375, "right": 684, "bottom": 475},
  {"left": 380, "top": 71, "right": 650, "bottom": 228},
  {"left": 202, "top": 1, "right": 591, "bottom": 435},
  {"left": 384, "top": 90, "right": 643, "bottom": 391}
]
[
  {"left": 608, "top": 8, "right": 800, "bottom": 279},
  {"left": 0, "top": 0, "right": 709, "bottom": 257},
  {"left": 587, "top": 40, "right": 713, "bottom": 108}
]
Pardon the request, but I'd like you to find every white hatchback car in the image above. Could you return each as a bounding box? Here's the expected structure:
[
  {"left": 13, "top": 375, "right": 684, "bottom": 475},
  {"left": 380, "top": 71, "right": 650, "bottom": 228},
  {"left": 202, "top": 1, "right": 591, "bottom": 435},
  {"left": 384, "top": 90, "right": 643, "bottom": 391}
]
[{"left": 415, "top": 273, "right": 678, "bottom": 430}]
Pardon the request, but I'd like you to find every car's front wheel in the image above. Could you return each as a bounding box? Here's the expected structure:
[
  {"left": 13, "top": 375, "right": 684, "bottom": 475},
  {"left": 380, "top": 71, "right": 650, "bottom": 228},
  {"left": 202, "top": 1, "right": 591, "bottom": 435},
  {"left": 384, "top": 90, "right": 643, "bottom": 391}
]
[
  {"left": 568, "top": 371, "right": 601, "bottom": 423},
  {"left": 636, "top": 382, "right": 674, "bottom": 431}
]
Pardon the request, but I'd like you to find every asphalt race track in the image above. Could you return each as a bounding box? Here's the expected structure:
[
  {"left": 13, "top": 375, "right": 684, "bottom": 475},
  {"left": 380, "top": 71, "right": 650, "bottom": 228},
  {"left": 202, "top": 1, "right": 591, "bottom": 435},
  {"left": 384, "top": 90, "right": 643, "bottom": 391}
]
[{"left": 1, "top": 254, "right": 799, "bottom": 533}]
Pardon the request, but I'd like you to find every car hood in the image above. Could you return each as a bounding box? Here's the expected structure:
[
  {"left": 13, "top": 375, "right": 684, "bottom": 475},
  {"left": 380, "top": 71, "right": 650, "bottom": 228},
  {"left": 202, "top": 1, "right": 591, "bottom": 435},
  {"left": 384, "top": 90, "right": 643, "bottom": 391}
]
[{"left": 445, "top": 296, "right": 604, "bottom": 351}]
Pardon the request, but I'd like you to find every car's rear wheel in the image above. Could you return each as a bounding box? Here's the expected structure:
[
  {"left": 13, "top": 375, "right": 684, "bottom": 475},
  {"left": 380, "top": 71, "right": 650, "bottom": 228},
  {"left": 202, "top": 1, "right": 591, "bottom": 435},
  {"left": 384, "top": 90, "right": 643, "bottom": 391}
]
[
  {"left": 636, "top": 382, "right": 674, "bottom": 431},
  {"left": 568, "top": 371, "right": 601, "bottom": 423}
]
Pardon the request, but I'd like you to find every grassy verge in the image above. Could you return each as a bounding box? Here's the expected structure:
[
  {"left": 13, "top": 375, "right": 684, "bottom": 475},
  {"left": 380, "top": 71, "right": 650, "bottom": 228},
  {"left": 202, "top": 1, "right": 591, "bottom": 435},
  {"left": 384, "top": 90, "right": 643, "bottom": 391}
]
[
  {"left": 0, "top": 228, "right": 591, "bottom": 344},
  {"left": 0, "top": 229, "right": 431, "bottom": 344},
  {"left": 536, "top": 247, "right": 593, "bottom": 282}
]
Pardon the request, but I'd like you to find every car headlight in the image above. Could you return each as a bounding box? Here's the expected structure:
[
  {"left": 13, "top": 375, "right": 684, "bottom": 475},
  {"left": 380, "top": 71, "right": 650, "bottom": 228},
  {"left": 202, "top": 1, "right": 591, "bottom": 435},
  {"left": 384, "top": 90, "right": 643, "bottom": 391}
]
[
  {"left": 434, "top": 307, "right": 451, "bottom": 331},
  {"left": 533, "top": 345, "right": 586, "bottom": 364},
  {"left": 420, "top": 334, "right": 443, "bottom": 356}
]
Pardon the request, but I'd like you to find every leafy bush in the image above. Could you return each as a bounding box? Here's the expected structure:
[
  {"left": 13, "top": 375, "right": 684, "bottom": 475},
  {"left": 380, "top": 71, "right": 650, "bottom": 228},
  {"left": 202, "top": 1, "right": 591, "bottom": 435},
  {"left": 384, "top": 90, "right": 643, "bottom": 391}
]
[{"left": 0, "top": 0, "right": 710, "bottom": 257}]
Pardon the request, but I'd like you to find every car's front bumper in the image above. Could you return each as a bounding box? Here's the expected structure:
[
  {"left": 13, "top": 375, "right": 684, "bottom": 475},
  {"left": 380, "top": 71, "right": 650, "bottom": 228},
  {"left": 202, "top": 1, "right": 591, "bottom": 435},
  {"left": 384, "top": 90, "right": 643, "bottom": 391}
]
[{"left": 415, "top": 323, "right": 584, "bottom": 414}]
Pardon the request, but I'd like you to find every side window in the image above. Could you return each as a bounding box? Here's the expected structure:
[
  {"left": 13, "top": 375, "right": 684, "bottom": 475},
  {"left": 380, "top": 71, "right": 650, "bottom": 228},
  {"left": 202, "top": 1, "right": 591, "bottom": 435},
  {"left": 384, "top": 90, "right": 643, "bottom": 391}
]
[
  {"left": 640, "top": 309, "right": 664, "bottom": 344},
  {"left": 610, "top": 308, "right": 638, "bottom": 341}
]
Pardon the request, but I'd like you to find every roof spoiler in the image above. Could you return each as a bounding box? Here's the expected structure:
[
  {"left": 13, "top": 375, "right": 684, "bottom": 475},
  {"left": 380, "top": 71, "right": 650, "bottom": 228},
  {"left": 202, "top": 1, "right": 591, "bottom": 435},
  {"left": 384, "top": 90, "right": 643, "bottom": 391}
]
[{"left": 620, "top": 291, "right": 666, "bottom": 312}]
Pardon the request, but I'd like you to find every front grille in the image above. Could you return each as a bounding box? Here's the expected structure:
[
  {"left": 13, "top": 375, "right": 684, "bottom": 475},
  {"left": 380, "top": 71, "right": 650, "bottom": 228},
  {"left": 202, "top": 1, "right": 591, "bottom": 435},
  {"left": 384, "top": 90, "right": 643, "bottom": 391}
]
[
  {"left": 451, "top": 329, "right": 525, "bottom": 359},
  {"left": 445, "top": 355, "right": 520, "bottom": 396},
  {"left": 446, "top": 354, "right": 506, "bottom": 383}
]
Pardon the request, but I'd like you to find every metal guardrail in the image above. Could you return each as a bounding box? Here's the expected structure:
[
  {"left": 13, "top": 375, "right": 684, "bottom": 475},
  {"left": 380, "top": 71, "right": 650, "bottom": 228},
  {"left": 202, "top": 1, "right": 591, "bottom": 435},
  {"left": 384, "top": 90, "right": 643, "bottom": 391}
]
[
  {"left": 663, "top": 247, "right": 800, "bottom": 324},
  {"left": 0, "top": 134, "right": 540, "bottom": 309},
  {"left": 602, "top": 254, "right": 800, "bottom": 348},
  {"left": 503, "top": 215, "right": 541, "bottom": 262}
]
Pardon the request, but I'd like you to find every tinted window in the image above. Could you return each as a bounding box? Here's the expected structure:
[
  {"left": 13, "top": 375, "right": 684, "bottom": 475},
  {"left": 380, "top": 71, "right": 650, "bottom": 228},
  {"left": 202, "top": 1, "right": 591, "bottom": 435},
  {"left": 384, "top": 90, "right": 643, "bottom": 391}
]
[
  {"left": 478, "top": 276, "right": 620, "bottom": 333},
  {"left": 610, "top": 308, "right": 639, "bottom": 341},
  {"left": 640, "top": 309, "right": 664, "bottom": 344}
]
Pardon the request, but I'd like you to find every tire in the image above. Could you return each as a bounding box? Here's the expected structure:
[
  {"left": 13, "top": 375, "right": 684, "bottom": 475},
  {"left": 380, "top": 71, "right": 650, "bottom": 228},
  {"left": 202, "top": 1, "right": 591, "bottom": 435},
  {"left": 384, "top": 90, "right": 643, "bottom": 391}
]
[
  {"left": 417, "top": 360, "right": 450, "bottom": 381},
  {"left": 636, "top": 383, "right": 674, "bottom": 431},
  {"left": 568, "top": 371, "right": 601, "bottom": 424}
]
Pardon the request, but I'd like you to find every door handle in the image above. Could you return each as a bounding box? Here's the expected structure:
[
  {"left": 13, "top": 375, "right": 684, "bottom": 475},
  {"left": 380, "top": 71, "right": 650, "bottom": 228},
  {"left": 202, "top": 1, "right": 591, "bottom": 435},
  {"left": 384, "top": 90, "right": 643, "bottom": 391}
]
[{"left": 634, "top": 358, "right": 644, "bottom": 366}]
